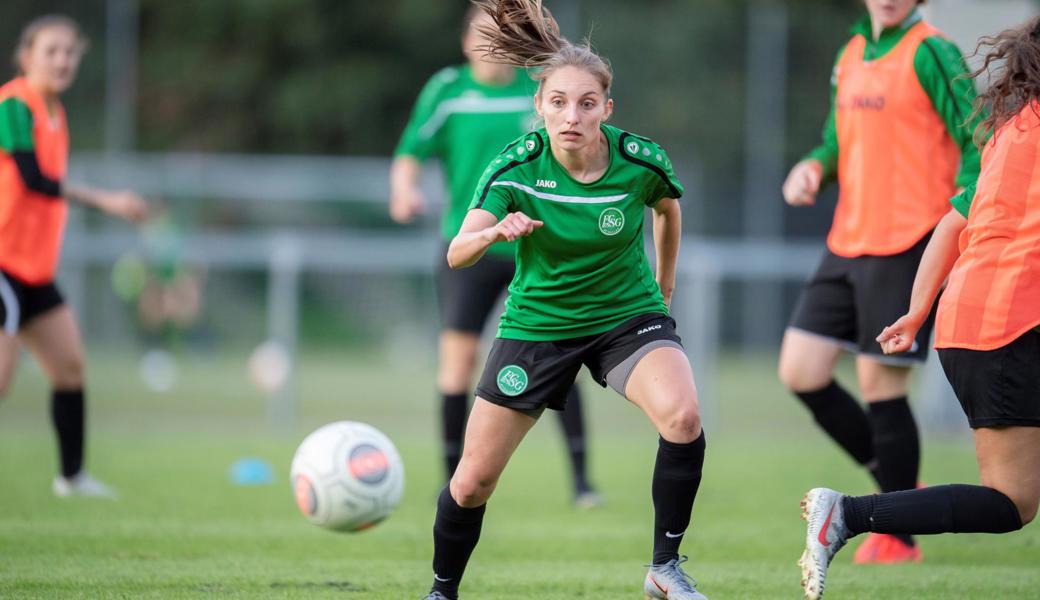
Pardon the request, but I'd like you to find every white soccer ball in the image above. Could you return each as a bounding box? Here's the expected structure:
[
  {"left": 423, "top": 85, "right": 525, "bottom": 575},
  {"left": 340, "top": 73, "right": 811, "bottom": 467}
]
[{"left": 290, "top": 421, "right": 405, "bottom": 532}]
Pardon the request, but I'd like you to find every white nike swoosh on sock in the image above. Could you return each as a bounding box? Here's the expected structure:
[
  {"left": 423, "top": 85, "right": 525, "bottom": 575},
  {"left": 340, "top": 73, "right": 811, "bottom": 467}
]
[
  {"left": 664, "top": 531, "right": 685, "bottom": 538},
  {"left": 433, "top": 574, "right": 453, "bottom": 582}
]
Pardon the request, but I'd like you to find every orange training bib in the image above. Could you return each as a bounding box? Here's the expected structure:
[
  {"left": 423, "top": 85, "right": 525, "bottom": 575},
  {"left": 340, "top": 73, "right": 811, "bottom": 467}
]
[
  {"left": 830, "top": 21, "right": 960, "bottom": 257},
  {"left": 0, "top": 77, "right": 69, "bottom": 284}
]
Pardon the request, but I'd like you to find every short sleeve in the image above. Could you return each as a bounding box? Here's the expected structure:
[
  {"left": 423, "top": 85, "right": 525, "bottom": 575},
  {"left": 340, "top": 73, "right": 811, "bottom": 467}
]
[
  {"left": 0, "top": 97, "right": 34, "bottom": 153},
  {"left": 468, "top": 132, "right": 545, "bottom": 220},
  {"left": 620, "top": 133, "right": 684, "bottom": 206},
  {"left": 950, "top": 182, "right": 976, "bottom": 218},
  {"left": 468, "top": 147, "right": 517, "bottom": 220},
  {"left": 393, "top": 67, "right": 458, "bottom": 161},
  {"left": 648, "top": 149, "right": 684, "bottom": 206}
]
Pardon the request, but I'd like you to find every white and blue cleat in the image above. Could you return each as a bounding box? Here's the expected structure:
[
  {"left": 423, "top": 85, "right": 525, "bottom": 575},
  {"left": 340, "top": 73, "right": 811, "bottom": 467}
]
[
  {"left": 52, "top": 472, "right": 117, "bottom": 499},
  {"left": 799, "top": 487, "right": 851, "bottom": 600},
  {"left": 644, "top": 556, "right": 707, "bottom": 600}
]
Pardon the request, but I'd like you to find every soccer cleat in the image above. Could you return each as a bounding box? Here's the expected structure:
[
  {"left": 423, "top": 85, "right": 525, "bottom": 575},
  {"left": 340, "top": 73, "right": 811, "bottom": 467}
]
[
  {"left": 644, "top": 556, "right": 708, "bottom": 600},
  {"left": 423, "top": 592, "right": 452, "bottom": 600},
  {"left": 574, "top": 489, "right": 604, "bottom": 510},
  {"left": 799, "top": 488, "right": 850, "bottom": 600},
  {"left": 853, "top": 533, "right": 922, "bottom": 564},
  {"left": 52, "top": 472, "right": 117, "bottom": 499}
]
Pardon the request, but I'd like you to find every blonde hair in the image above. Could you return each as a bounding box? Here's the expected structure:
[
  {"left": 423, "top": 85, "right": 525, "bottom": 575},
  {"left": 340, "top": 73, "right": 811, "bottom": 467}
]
[
  {"left": 13, "top": 15, "right": 88, "bottom": 75},
  {"left": 472, "top": 0, "right": 613, "bottom": 97}
]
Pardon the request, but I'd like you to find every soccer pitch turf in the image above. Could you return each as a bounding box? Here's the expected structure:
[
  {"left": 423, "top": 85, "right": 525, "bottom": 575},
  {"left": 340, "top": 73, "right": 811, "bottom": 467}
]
[{"left": 1, "top": 350, "right": 1038, "bottom": 599}]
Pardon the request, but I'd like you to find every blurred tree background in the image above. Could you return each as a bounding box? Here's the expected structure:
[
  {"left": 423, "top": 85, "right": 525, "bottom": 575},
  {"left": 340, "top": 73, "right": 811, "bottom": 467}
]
[{"left": 1, "top": 0, "right": 864, "bottom": 237}]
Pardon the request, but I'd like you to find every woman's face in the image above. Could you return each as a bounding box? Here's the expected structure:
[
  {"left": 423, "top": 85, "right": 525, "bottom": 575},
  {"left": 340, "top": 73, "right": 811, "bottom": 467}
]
[
  {"left": 864, "top": 0, "right": 918, "bottom": 30},
  {"left": 19, "top": 25, "right": 83, "bottom": 95},
  {"left": 536, "top": 65, "right": 612, "bottom": 152},
  {"left": 462, "top": 12, "right": 494, "bottom": 63}
]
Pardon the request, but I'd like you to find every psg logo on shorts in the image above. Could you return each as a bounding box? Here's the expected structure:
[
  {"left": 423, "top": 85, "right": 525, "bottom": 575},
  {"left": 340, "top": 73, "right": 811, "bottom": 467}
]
[
  {"left": 497, "top": 364, "right": 529, "bottom": 396},
  {"left": 348, "top": 444, "right": 391, "bottom": 485}
]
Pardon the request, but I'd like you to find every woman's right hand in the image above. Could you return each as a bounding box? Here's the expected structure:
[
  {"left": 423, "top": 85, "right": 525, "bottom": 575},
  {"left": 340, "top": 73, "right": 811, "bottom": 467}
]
[
  {"left": 389, "top": 186, "right": 427, "bottom": 224},
  {"left": 782, "top": 160, "right": 823, "bottom": 207},
  {"left": 482, "top": 211, "right": 543, "bottom": 243}
]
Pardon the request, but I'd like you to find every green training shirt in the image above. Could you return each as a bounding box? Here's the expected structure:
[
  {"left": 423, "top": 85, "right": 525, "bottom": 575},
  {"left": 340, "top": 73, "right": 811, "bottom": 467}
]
[
  {"left": 395, "top": 64, "right": 536, "bottom": 259},
  {"left": 950, "top": 181, "right": 976, "bottom": 218},
  {"left": 0, "top": 97, "right": 35, "bottom": 153},
  {"left": 469, "top": 124, "right": 683, "bottom": 341},
  {"left": 805, "top": 10, "right": 983, "bottom": 187}
]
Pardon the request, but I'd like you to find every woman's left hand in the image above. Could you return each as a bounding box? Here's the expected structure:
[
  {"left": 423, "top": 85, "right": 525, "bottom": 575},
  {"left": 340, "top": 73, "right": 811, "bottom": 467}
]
[{"left": 876, "top": 313, "right": 925, "bottom": 355}]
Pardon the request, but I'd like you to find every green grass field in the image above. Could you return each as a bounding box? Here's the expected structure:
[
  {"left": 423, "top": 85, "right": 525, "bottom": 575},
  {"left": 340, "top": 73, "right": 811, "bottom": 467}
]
[{"left": 1, "top": 349, "right": 1038, "bottom": 599}]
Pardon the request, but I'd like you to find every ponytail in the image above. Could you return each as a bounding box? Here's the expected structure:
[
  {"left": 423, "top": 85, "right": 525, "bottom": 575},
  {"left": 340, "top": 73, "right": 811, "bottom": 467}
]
[{"left": 472, "top": 0, "right": 613, "bottom": 97}]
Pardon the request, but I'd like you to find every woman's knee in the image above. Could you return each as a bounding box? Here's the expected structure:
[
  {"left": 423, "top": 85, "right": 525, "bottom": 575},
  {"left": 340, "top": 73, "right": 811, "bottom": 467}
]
[
  {"left": 50, "top": 354, "right": 85, "bottom": 389},
  {"left": 1004, "top": 488, "right": 1040, "bottom": 525},
  {"left": 438, "top": 333, "right": 480, "bottom": 393},
  {"left": 450, "top": 469, "right": 498, "bottom": 508},
  {"left": 982, "top": 478, "right": 1040, "bottom": 526},
  {"left": 661, "top": 403, "right": 702, "bottom": 443},
  {"left": 856, "top": 361, "right": 909, "bottom": 401},
  {"left": 778, "top": 352, "right": 830, "bottom": 393}
]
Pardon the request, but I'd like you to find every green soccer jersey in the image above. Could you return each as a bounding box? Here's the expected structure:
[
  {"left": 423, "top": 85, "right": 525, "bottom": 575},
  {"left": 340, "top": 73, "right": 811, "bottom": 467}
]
[
  {"left": 395, "top": 64, "right": 537, "bottom": 259},
  {"left": 469, "top": 124, "right": 684, "bottom": 341}
]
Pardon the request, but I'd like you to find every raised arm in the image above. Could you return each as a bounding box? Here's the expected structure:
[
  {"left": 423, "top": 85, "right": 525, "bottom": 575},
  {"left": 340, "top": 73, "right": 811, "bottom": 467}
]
[
  {"left": 447, "top": 208, "right": 542, "bottom": 269},
  {"left": 0, "top": 97, "right": 147, "bottom": 223},
  {"left": 652, "top": 197, "right": 681, "bottom": 307},
  {"left": 877, "top": 207, "right": 968, "bottom": 353},
  {"left": 63, "top": 182, "right": 149, "bottom": 224}
]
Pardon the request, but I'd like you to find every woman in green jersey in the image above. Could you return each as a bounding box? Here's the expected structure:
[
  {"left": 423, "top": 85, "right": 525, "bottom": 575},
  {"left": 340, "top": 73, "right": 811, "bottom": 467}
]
[
  {"left": 422, "top": 2, "right": 707, "bottom": 599},
  {"left": 391, "top": 6, "right": 598, "bottom": 506}
]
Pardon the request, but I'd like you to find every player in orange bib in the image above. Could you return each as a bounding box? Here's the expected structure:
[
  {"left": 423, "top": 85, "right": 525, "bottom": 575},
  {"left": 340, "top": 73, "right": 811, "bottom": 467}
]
[
  {"left": 0, "top": 16, "right": 148, "bottom": 498},
  {"left": 798, "top": 19, "right": 1040, "bottom": 600},
  {"left": 778, "top": 0, "right": 982, "bottom": 565}
]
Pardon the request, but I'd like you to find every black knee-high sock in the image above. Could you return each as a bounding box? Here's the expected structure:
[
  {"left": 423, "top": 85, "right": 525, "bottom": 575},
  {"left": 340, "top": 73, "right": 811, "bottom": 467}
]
[
  {"left": 867, "top": 397, "right": 919, "bottom": 492},
  {"left": 842, "top": 485, "right": 1023, "bottom": 536},
  {"left": 441, "top": 393, "right": 468, "bottom": 480},
  {"left": 51, "top": 389, "right": 85, "bottom": 478},
  {"left": 556, "top": 385, "right": 591, "bottom": 494},
  {"left": 652, "top": 432, "right": 705, "bottom": 565},
  {"left": 795, "top": 381, "right": 881, "bottom": 486},
  {"left": 431, "top": 487, "right": 486, "bottom": 599},
  {"left": 867, "top": 397, "right": 920, "bottom": 546}
]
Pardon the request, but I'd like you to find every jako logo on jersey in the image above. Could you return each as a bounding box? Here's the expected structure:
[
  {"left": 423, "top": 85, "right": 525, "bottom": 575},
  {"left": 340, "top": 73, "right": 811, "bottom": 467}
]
[
  {"left": 525, "top": 139, "right": 536, "bottom": 152},
  {"left": 637, "top": 324, "right": 662, "bottom": 335},
  {"left": 626, "top": 141, "right": 639, "bottom": 154},
  {"left": 598, "top": 207, "right": 625, "bottom": 236},
  {"left": 536, "top": 179, "right": 557, "bottom": 189},
  {"left": 497, "top": 365, "right": 529, "bottom": 396},
  {"left": 839, "top": 95, "right": 886, "bottom": 111}
]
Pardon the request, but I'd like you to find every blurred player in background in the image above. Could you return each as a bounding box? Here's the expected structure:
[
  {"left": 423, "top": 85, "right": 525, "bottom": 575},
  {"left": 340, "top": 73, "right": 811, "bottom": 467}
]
[
  {"left": 800, "top": 19, "right": 1040, "bottom": 599},
  {"left": 778, "top": 0, "right": 981, "bottom": 564},
  {"left": 390, "top": 5, "right": 599, "bottom": 506},
  {"left": 0, "top": 15, "right": 149, "bottom": 497},
  {"left": 422, "top": 1, "right": 708, "bottom": 599}
]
